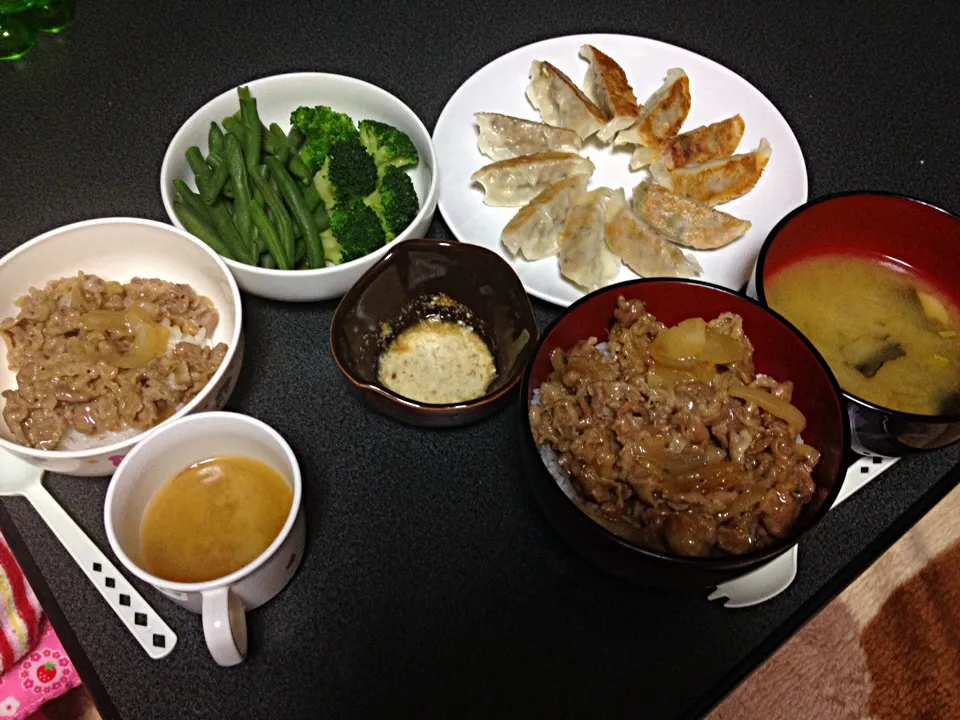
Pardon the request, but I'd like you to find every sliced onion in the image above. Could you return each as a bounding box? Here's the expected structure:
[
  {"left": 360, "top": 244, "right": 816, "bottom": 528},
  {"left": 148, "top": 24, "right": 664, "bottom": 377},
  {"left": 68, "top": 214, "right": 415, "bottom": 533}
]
[
  {"left": 729, "top": 384, "right": 807, "bottom": 433},
  {"left": 80, "top": 304, "right": 170, "bottom": 369},
  {"left": 80, "top": 309, "right": 128, "bottom": 332},
  {"left": 650, "top": 318, "right": 706, "bottom": 365},
  {"left": 689, "top": 362, "right": 719, "bottom": 384},
  {"left": 723, "top": 487, "right": 766, "bottom": 516},
  {"left": 102, "top": 320, "right": 155, "bottom": 369},
  {"left": 696, "top": 461, "right": 746, "bottom": 491},
  {"left": 700, "top": 329, "right": 746, "bottom": 365},
  {"left": 917, "top": 290, "right": 950, "bottom": 326},
  {"left": 647, "top": 365, "right": 697, "bottom": 388}
]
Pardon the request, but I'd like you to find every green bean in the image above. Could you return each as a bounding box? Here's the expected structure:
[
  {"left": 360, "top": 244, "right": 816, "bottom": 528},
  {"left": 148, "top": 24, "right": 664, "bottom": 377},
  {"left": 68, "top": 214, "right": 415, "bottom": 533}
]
[
  {"left": 185, "top": 146, "right": 214, "bottom": 200},
  {"left": 261, "top": 123, "right": 279, "bottom": 155},
  {"left": 208, "top": 200, "right": 251, "bottom": 263},
  {"left": 250, "top": 225, "right": 264, "bottom": 257},
  {"left": 313, "top": 204, "right": 330, "bottom": 233},
  {"left": 288, "top": 155, "right": 312, "bottom": 181},
  {"left": 294, "top": 238, "right": 306, "bottom": 264},
  {"left": 267, "top": 124, "right": 289, "bottom": 163},
  {"left": 302, "top": 181, "right": 321, "bottom": 212},
  {"left": 200, "top": 147, "right": 230, "bottom": 204},
  {"left": 222, "top": 116, "right": 247, "bottom": 145},
  {"left": 208, "top": 122, "right": 226, "bottom": 158},
  {"left": 239, "top": 92, "right": 262, "bottom": 175},
  {"left": 251, "top": 167, "right": 295, "bottom": 262},
  {"left": 224, "top": 133, "right": 256, "bottom": 255},
  {"left": 260, "top": 253, "right": 277, "bottom": 270},
  {"left": 180, "top": 173, "right": 250, "bottom": 264},
  {"left": 202, "top": 161, "right": 230, "bottom": 205},
  {"left": 266, "top": 156, "right": 324, "bottom": 269},
  {"left": 173, "top": 180, "right": 214, "bottom": 224},
  {"left": 173, "top": 201, "right": 234, "bottom": 260},
  {"left": 251, "top": 164, "right": 269, "bottom": 206},
  {"left": 237, "top": 86, "right": 251, "bottom": 101},
  {"left": 266, "top": 123, "right": 311, "bottom": 179},
  {"left": 287, "top": 126, "right": 304, "bottom": 151},
  {"left": 250, "top": 200, "right": 291, "bottom": 269},
  {"left": 186, "top": 146, "right": 210, "bottom": 179}
]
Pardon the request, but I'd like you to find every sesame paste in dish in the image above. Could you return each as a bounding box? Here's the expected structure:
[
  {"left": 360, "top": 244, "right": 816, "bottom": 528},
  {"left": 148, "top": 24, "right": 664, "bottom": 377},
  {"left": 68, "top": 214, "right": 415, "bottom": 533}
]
[{"left": 378, "top": 318, "right": 496, "bottom": 404}]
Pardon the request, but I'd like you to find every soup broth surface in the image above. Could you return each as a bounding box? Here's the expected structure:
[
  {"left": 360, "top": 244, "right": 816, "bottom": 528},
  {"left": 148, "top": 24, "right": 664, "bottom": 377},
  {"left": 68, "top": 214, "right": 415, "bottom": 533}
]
[
  {"left": 140, "top": 455, "right": 293, "bottom": 583},
  {"left": 766, "top": 254, "right": 960, "bottom": 416}
]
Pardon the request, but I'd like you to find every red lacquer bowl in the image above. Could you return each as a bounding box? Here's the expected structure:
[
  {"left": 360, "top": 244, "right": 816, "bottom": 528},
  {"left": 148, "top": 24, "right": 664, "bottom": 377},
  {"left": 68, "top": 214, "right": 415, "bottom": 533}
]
[
  {"left": 753, "top": 192, "right": 960, "bottom": 456},
  {"left": 519, "top": 279, "right": 851, "bottom": 589}
]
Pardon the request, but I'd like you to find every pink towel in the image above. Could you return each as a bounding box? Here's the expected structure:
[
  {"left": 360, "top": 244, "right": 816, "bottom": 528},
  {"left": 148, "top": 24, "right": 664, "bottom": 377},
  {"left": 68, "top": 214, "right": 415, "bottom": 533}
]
[
  {"left": 0, "top": 539, "right": 43, "bottom": 673},
  {"left": 0, "top": 534, "right": 81, "bottom": 719},
  {"left": 0, "top": 621, "right": 81, "bottom": 719}
]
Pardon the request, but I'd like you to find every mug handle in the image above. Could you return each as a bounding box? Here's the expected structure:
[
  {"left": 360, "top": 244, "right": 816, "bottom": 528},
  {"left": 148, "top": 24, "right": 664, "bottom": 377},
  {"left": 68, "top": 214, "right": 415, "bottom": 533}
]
[{"left": 202, "top": 587, "right": 248, "bottom": 666}]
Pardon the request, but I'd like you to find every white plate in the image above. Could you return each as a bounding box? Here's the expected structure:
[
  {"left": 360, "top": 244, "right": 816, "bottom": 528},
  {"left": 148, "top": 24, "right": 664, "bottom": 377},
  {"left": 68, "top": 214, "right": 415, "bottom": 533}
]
[{"left": 434, "top": 33, "right": 808, "bottom": 306}]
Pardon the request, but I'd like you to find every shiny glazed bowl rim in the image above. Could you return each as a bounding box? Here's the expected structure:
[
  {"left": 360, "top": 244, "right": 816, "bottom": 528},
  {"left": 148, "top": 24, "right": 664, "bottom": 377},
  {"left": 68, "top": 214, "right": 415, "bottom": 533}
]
[
  {"left": 0, "top": 217, "right": 244, "bottom": 461},
  {"left": 754, "top": 190, "right": 960, "bottom": 425},
  {"left": 159, "top": 71, "right": 440, "bottom": 280},
  {"left": 520, "top": 277, "right": 853, "bottom": 570},
  {"left": 330, "top": 238, "right": 539, "bottom": 414}
]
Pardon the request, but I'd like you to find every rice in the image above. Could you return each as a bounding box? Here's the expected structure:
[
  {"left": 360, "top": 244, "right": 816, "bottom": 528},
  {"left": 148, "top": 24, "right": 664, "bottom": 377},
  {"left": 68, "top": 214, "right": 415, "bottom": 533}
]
[
  {"left": 59, "top": 426, "right": 143, "bottom": 452},
  {"left": 531, "top": 387, "right": 577, "bottom": 500}
]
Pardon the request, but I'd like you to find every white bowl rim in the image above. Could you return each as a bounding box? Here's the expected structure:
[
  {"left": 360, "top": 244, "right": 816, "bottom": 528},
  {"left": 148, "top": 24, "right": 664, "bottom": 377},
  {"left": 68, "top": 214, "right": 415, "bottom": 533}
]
[
  {"left": 159, "top": 71, "right": 440, "bottom": 278},
  {"left": 103, "top": 411, "right": 303, "bottom": 592},
  {"left": 0, "top": 216, "right": 244, "bottom": 461}
]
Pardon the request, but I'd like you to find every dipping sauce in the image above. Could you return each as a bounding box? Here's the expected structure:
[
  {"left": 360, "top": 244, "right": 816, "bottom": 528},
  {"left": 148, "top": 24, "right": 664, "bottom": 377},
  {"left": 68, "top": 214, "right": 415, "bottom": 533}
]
[
  {"left": 378, "top": 318, "right": 496, "bottom": 404},
  {"left": 766, "top": 254, "right": 960, "bottom": 416},
  {"left": 140, "top": 455, "right": 292, "bottom": 583}
]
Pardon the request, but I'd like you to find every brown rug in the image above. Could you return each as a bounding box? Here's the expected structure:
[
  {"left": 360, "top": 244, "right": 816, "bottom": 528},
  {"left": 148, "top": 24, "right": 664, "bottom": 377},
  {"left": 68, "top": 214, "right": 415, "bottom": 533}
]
[{"left": 710, "top": 482, "right": 960, "bottom": 720}]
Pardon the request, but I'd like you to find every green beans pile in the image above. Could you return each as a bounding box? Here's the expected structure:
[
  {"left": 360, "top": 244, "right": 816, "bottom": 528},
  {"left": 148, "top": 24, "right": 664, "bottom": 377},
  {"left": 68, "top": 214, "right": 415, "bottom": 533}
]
[{"left": 172, "top": 86, "right": 329, "bottom": 270}]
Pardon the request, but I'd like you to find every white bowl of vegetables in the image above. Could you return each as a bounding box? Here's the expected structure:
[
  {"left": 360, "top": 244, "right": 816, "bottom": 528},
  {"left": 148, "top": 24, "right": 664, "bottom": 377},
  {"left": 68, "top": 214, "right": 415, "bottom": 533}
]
[{"left": 160, "top": 72, "right": 439, "bottom": 302}]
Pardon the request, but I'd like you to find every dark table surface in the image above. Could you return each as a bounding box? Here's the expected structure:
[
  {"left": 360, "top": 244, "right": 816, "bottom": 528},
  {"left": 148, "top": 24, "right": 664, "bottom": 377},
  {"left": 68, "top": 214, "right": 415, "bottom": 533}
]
[{"left": 2, "top": 1, "right": 960, "bottom": 718}]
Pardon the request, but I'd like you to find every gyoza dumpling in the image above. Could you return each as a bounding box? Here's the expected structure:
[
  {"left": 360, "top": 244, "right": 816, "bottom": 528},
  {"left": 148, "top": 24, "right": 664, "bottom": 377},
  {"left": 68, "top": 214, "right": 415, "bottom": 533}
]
[
  {"left": 615, "top": 68, "right": 691, "bottom": 149},
  {"left": 472, "top": 152, "right": 595, "bottom": 207},
  {"left": 624, "top": 115, "right": 746, "bottom": 170},
  {"left": 526, "top": 60, "right": 607, "bottom": 140},
  {"left": 649, "top": 138, "right": 771, "bottom": 206},
  {"left": 632, "top": 180, "right": 751, "bottom": 250},
  {"left": 475, "top": 112, "right": 583, "bottom": 161},
  {"left": 604, "top": 189, "right": 702, "bottom": 278},
  {"left": 558, "top": 188, "right": 621, "bottom": 290},
  {"left": 579, "top": 45, "right": 641, "bottom": 144},
  {"left": 501, "top": 175, "right": 589, "bottom": 260}
]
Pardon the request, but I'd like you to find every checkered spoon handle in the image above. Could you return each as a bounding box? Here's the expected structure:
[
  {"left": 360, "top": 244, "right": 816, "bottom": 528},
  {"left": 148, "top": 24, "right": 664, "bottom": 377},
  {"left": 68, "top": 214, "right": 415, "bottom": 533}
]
[{"left": 20, "top": 481, "right": 177, "bottom": 659}]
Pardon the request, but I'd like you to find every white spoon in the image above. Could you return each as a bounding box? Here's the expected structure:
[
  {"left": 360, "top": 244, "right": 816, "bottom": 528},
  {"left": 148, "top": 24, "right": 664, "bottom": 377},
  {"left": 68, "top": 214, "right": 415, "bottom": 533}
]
[
  {"left": 0, "top": 451, "right": 177, "bottom": 658},
  {"left": 708, "top": 455, "right": 900, "bottom": 608}
]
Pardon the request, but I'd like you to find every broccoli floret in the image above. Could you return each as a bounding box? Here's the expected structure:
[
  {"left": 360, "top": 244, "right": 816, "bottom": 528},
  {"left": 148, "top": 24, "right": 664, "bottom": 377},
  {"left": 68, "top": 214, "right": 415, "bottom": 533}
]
[
  {"left": 364, "top": 166, "right": 420, "bottom": 240},
  {"left": 312, "top": 138, "right": 378, "bottom": 209},
  {"left": 290, "top": 105, "right": 360, "bottom": 171},
  {"left": 320, "top": 197, "right": 387, "bottom": 264},
  {"left": 358, "top": 120, "right": 419, "bottom": 170}
]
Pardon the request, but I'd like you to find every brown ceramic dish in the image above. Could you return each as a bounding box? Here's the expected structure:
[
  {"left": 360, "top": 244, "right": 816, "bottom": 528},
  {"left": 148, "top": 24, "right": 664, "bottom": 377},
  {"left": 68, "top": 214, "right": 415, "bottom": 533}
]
[{"left": 330, "top": 239, "right": 539, "bottom": 427}]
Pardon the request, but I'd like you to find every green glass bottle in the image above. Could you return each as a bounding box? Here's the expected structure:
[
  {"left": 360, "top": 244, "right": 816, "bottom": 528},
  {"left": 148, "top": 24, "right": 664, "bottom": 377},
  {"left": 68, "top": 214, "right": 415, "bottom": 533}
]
[
  {"left": 0, "top": 0, "right": 35, "bottom": 61},
  {"left": 28, "top": 0, "right": 74, "bottom": 33}
]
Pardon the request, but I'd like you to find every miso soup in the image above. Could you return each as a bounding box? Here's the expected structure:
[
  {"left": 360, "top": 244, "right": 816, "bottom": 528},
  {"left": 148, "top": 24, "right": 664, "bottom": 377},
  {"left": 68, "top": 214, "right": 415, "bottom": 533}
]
[{"left": 765, "top": 254, "right": 960, "bottom": 416}]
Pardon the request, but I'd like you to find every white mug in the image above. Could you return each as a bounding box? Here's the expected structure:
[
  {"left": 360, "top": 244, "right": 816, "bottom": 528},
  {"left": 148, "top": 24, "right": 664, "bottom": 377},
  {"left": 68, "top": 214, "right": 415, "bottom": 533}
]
[{"left": 104, "top": 412, "right": 306, "bottom": 666}]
